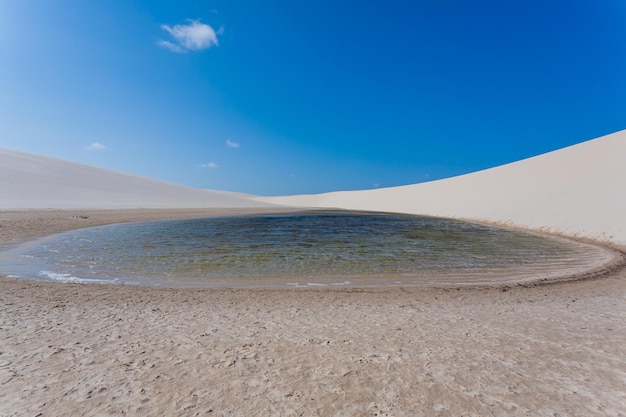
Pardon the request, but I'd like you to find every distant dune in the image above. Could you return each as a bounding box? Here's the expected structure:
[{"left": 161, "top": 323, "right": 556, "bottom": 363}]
[
  {"left": 3, "top": 130, "right": 625, "bottom": 245},
  {"left": 257, "top": 130, "right": 626, "bottom": 245},
  {"left": 0, "top": 148, "right": 271, "bottom": 209}
]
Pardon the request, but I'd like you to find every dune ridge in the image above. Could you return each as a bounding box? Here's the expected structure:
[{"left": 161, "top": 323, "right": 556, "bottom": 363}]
[
  {"left": 3, "top": 130, "right": 625, "bottom": 245},
  {"left": 0, "top": 148, "right": 271, "bottom": 209},
  {"left": 257, "top": 129, "right": 626, "bottom": 245}
]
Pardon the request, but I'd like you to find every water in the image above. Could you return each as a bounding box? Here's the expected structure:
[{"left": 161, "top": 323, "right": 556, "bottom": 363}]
[{"left": 0, "top": 211, "right": 613, "bottom": 287}]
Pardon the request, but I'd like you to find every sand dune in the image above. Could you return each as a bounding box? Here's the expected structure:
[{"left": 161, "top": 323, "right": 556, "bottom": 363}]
[
  {"left": 2, "top": 135, "right": 626, "bottom": 416},
  {"left": 258, "top": 129, "right": 626, "bottom": 245},
  {"left": 4, "top": 130, "right": 625, "bottom": 244},
  {"left": 0, "top": 148, "right": 271, "bottom": 209}
]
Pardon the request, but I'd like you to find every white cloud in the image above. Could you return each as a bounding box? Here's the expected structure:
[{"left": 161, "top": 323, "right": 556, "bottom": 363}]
[
  {"left": 199, "top": 162, "right": 218, "bottom": 168},
  {"left": 159, "top": 20, "right": 219, "bottom": 53},
  {"left": 85, "top": 142, "right": 106, "bottom": 151},
  {"left": 226, "top": 139, "right": 240, "bottom": 148},
  {"left": 156, "top": 40, "right": 185, "bottom": 53}
]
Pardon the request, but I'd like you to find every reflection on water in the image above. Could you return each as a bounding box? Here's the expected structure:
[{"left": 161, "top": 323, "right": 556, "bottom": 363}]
[{"left": 0, "top": 211, "right": 612, "bottom": 287}]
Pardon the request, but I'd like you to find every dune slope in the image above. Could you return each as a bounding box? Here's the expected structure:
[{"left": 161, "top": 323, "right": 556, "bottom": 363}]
[
  {"left": 0, "top": 148, "right": 270, "bottom": 209},
  {"left": 258, "top": 130, "right": 626, "bottom": 245}
]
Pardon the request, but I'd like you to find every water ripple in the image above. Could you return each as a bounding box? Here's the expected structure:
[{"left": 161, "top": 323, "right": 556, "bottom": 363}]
[{"left": 0, "top": 211, "right": 613, "bottom": 287}]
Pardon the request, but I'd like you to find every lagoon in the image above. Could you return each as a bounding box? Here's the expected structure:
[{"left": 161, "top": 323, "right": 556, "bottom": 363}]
[{"left": 0, "top": 211, "right": 611, "bottom": 287}]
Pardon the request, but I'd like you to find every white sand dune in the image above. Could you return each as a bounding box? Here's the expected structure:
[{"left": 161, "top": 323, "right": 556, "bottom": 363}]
[
  {"left": 257, "top": 129, "right": 626, "bottom": 245},
  {"left": 2, "top": 137, "right": 626, "bottom": 416},
  {"left": 0, "top": 148, "right": 271, "bottom": 209},
  {"left": 3, "top": 130, "right": 625, "bottom": 244}
]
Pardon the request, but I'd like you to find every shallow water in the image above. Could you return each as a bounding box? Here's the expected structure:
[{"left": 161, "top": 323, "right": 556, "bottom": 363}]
[{"left": 0, "top": 211, "right": 613, "bottom": 287}]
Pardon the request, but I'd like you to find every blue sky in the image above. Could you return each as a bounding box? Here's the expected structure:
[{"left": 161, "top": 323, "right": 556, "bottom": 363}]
[{"left": 1, "top": 1, "right": 625, "bottom": 195}]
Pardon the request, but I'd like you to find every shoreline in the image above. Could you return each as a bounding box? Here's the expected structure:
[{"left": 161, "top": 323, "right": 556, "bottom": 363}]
[
  {"left": 2, "top": 209, "right": 626, "bottom": 415},
  {"left": 1, "top": 208, "right": 624, "bottom": 290},
  {"left": 0, "top": 208, "right": 303, "bottom": 247}
]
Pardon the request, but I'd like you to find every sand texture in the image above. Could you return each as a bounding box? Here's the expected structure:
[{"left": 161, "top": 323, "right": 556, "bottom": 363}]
[
  {"left": 2, "top": 130, "right": 626, "bottom": 415},
  {"left": 1, "top": 210, "right": 626, "bottom": 416}
]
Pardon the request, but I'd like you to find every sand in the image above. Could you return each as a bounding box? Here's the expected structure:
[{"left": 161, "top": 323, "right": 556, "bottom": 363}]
[
  {"left": 258, "top": 129, "right": 626, "bottom": 246},
  {"left": 0, "top": 148, "right": 276, "bottom": 210},
  {"left": 2, "top": 131, "right": 626, "bottom": 415},
  {"left": 2, "top": 209, "right": 626, "bottom": 416}
]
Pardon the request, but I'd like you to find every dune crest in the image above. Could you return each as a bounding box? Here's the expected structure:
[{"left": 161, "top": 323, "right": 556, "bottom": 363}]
[
  {"left": 0, "top": 148, "right": 270, "bottom": 209},
  {"left": 3, "top": 130, "right": 626, "bottom": 244},
  {"left": 258, "top": 130, "right": 626, "bottom": 245}
]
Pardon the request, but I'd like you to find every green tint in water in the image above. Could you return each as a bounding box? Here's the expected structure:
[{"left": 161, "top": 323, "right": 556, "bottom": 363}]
[{"left": 0, "top": 211, "right": 611, "bottom": 286}]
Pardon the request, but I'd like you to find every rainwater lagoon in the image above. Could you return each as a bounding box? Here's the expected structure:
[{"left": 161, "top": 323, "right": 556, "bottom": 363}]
[{"left": 0, "top": 211, "right": 613, "bottom": 287}]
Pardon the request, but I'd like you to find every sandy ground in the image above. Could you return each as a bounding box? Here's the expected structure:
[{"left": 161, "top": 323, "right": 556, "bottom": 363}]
[{"left": 1, "top": 210, "right": 626, "bottom": 416}]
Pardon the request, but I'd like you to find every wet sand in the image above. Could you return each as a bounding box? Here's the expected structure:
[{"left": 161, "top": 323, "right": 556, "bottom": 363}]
[{"left": 1, "top": 209, "right": 626, "bottom": 416}]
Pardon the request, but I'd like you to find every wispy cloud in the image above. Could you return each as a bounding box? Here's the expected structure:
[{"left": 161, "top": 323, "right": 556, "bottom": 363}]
[
  {"left": 199, "top": 162, "right": 219, "bottom": 168},
  {"left": 226, "top": 139, "right": 240, "bottom": 148},
  {"left": 85, "top": 142, "right": 106, "bottom": 151},
  {"left": 158, "top": 20, "right": 219, "bottom": 53},
  {"left": 157, "top": 40, "right": 185, "bottom": 53}
]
